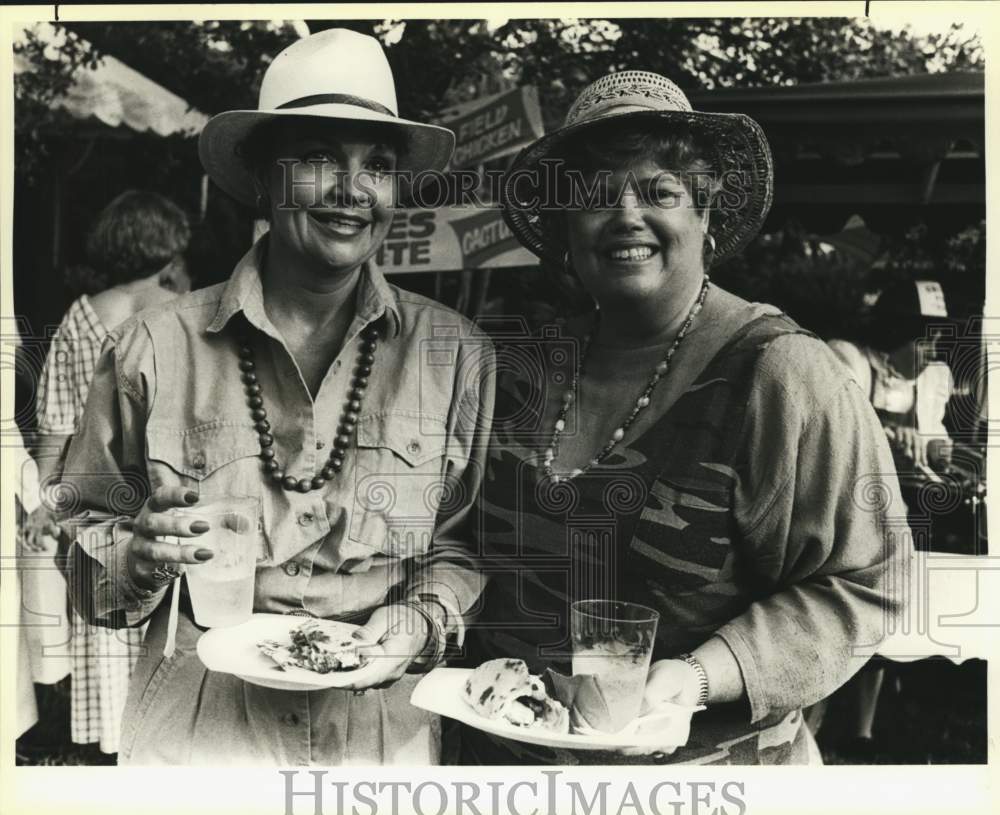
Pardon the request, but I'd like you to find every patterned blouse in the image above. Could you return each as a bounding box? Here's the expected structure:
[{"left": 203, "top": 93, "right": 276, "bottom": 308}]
[
  {"left": 461, "top": 287, "right": 911, "bottom": 765},
  {"left": 37, "top": 295, "right": 107, "bottom": 434},
  {"left": 35, "top": 293, "right": 143, "bottom": 755}
]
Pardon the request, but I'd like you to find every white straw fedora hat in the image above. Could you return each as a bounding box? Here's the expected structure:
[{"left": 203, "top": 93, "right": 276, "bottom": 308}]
[
  {"left": 500, "top": 70, "right": 773, "bottom": 266},
  {"left": 199, "top": 28, "right": 455, "bottom": 205}
]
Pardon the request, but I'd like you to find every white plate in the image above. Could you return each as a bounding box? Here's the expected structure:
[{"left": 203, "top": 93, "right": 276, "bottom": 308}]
[
  {"left": 196, "top": 613, "right": 384, "bottom": 691},
  {"left": 410, "top": 667, "right": 702, "bottom": 751}
]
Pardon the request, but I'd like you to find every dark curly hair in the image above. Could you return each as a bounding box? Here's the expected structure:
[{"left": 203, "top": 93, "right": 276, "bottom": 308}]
[
  {"left": 84, "top": 190, "right": 191, "bottom": 286},
  {"left": 558, "top": 119, "right": 720, "bottom": 211},
  {"left": 863, "top": 279, "right": 950, "bottom": 353}
]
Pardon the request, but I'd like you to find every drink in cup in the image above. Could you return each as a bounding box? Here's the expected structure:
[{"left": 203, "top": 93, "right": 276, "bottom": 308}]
[
  {"left": 570, "top": 600, "right": 660, "bottom": 733},
  {"left": 172, "top": 496, "right": 261, "bottom": 628}
]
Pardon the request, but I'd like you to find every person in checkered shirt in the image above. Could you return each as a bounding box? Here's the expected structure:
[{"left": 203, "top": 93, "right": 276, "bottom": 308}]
[{"left": 29, "top": 190, "right": 191, "bottom": 756}]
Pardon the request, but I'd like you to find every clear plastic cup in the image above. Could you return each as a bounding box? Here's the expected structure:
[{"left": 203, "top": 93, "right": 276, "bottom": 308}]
[
  {"left": 172, "top": 496, "right": 262, "bottom": 628},
  {"left": 570, "top": 600, "right": 660, "bottom": 733}
]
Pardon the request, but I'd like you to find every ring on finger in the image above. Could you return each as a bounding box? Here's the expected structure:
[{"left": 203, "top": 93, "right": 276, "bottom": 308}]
[{"left": 151, "top": 562, "right": 182, "bottom": 584}]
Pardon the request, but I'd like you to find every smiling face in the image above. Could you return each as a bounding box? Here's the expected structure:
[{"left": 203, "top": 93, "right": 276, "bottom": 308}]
[
  {"left": 564, "top": 157, "right": 710, "bottom": 308},
  {"left": 254, "top": 119, "right": 401, "bottom": 279}
]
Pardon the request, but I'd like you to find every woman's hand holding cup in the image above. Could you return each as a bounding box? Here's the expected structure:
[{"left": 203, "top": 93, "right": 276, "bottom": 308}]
[
  {"left": 612, "top": 659, "right": 703, "bottom": 757},
  {"left": 127, "top": 486, "right": 214, "bottom": 590},
  {"left": 641, "top": 658, "right": 704, "bottom": 710}
]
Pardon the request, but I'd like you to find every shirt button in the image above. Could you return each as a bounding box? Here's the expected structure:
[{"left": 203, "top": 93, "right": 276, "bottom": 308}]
[
  {"left": 283, "top": 561, "right": 301, "bottom": 577},
  {"left": 191, "top": 452, "right": 206, "bottom": 470},
  {"left": 297, "top": 512, "right": 314, "bottom": 526},
  {"left": 282, "top": 712, "right": 300, "bottom": 726},
  {"left": 316, "top": 440, "right": 325, "bottom": 450},
  {"left": 406, "top": 440, "right": 421, "bottom": 455}
]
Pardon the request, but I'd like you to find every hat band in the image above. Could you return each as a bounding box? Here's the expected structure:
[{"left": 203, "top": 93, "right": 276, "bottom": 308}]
[{"left": 276, "top": 93, "right": 396, "bottom": 117}]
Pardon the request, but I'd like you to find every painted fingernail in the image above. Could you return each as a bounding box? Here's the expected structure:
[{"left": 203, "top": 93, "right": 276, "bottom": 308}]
[
  {"left": 184, "top": 491, "right": 199, "bottom": 504},
  {"left": 195, "top": 549, "right": 214, "bottom": 561},
  {"left": 190, "top": 521, "right": 210, "bottom": 534}
]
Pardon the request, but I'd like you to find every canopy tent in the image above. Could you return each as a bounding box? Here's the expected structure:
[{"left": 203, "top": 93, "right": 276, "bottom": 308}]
[
  {"left": 13, "top": 24, "right": 212, "bottom": 339},
  {"left": 14, "top": 23, "right": 209, "bottom": 137},
  {"left": 689, "top": 72, "right": 985, "bottom": 234}
]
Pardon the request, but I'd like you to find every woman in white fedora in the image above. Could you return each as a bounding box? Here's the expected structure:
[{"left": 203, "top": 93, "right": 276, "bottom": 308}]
[
  {"left": 462, "top": 71, "right": 911, "bottom": 764},
  {"left": 62, "top": 28, "right": 494, "bottom": 765}
]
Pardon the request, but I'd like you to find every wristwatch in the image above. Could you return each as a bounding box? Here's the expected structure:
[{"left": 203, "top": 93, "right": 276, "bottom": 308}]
[
  {"left": 678, "top": 653, "right": 709, "bottom": 706},
  {"left": 398, "top": 598, "right": 448, "bottom": 674}
]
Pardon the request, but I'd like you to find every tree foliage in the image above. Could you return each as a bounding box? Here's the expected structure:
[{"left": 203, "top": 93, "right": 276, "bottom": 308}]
[
  {"left": 396, "top": 17, "right": 984, "bottom": 128},
  {"left": 15, "top": 16, "right": 983, "bottom": 152}
]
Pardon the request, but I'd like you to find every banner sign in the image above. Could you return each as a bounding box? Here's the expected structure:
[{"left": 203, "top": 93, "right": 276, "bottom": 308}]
[
  {"left": 437, "top": 86, "right": 545, "bottom": 169},
  {"left": 370, "top": 206, "right": 538, "bottom": 274}
]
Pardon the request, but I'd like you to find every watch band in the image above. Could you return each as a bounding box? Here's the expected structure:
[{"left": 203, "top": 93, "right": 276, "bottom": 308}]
[
  {"left": 396, "top": 599, "right": 448, "bottom": 674},
  {"left": 678, "top": 652, "right": 709, "bottom": 706}
]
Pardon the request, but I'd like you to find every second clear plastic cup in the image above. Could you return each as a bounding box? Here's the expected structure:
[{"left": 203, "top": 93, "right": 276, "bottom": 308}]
[
  {"left": 570, "top": 600, "right": 660, "bottom": 733},
  {"left": 173, "top": 496, "right": 262, "bottom": 628}
]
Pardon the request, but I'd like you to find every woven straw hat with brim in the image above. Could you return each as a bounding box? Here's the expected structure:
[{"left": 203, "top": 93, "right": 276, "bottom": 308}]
[
  {"left": 500, "top": 71, "right": 774, "bottom": 267},
  {"left": 198, "top": 28, "right": 455, "bottom": 206}
]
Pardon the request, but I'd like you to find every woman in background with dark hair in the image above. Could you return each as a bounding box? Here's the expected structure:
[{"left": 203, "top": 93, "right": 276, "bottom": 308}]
[
  {"left": 829, "top": 279, "right": 954, "bottom": 483},
  {"left": 820, "top": 278, "right": 954, "bottom": 760},
  {"left": 26, "top": 189, "right": 191, "bottom": 757}
]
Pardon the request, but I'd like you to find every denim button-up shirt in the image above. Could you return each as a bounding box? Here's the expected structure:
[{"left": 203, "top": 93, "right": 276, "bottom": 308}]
[{"left": 64, "top": 238, "right": 494, "bottom": 635}]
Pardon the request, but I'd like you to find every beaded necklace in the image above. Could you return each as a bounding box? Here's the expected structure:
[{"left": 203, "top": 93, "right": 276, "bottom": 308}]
[
  {"left": 541, "top": 276, "right": 710, "bottom": 483},
  {"left": 237, "top": 323, "right": 380, "bottom": 493}
]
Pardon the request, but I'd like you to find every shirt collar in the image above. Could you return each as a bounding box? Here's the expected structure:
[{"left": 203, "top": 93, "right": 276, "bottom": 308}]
[{"left": 206, "top": 236, "right": 402, "bottom": 338}]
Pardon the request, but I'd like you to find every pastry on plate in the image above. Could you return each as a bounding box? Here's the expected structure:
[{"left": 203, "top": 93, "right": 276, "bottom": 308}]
[
  {"left": 258, "top": 618, "right": 365, "bottom": 674},
  {"left": 463, "top": 658, "right": 569, "bottom": 733}
]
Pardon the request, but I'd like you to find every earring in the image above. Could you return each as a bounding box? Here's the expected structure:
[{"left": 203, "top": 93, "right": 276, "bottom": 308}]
[
  {"left": 563, "top": 250, "right": 572, "bottom": 273},
  {"left": 702, "top": 232, "right": 717, "bottom": 270}
]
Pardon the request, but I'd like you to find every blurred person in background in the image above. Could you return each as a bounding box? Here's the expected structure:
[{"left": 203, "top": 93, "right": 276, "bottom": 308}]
[
  {"left": 829, "top": 279, "right": 954, "bottom": 483},
  {"left": 818, "top": 278, "right": 954, "bottom": 760},
  {"left": 11, "top": 326, "right": 68, "bottom": 750},
  {"left": 26, "top": 189, "right": 191, "bottom": 756}
]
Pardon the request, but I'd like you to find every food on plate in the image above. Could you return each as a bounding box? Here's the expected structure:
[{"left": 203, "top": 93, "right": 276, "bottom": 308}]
[
  {"left": 257, "top": 618, "right": 366, "bottom": 674},
  {"left": 463, "top": 658, "right": 569, "bottom": 733}
]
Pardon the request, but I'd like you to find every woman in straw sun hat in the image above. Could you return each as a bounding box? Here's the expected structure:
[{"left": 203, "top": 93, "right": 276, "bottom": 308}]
[
  {"left": 461, "top": 70, "right": 911, "bottom": 764},
  {"left": 62, "top": 28, "right": 494, "bottom": 765}
]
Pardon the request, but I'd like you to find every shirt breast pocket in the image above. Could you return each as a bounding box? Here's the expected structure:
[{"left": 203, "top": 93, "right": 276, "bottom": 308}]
[
  {"left": 146, "top": 421, "right": 263, "bottom": 497},
  {"left": 348, "top": 412, "right": 449, "bottom": 560}
]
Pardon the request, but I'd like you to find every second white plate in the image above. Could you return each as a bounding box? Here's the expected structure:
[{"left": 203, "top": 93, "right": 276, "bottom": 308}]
[{"left": 410, "top": 667, "right": 701, "bottom": 751}]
